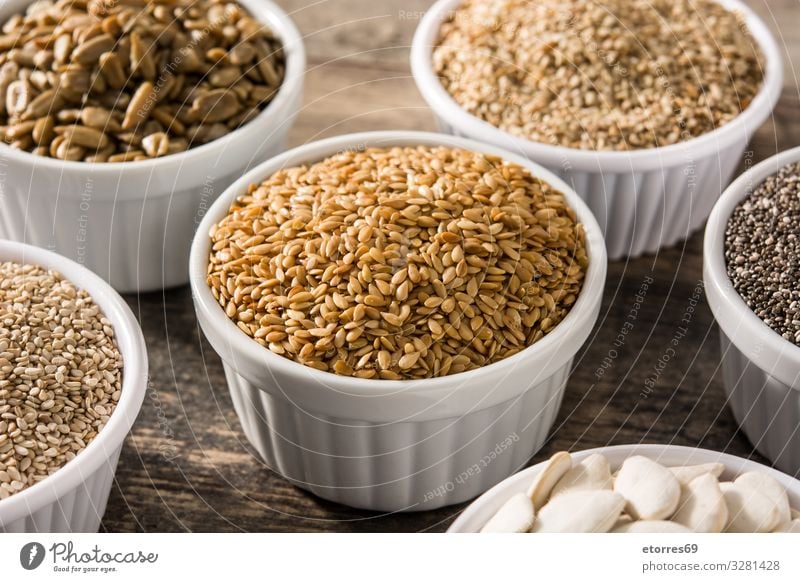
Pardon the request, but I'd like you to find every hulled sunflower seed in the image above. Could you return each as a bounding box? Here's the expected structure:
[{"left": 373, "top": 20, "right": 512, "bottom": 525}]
[
  {"left": 21, "top": 88, "right": 61, "bottom": 121},
  {"left": 0, "top": 0, "right": 286, "bottom": 162},
  {"left": 55, "top": 125, "right": 110, "bottom": 149},
  {"left": 72, "top": 33, "right": 116, "bottom": 66},
  {"left": 189, "top": 89, "right": 240, "bottom": 123},
  {"left": 32, "top": 115, "right": 54, "bottom": 145},
  {"left": 122, "top": 81, "right": 154, "bottom": 130},
  {"left": 80, "top": 106, "right": 119, "bottom": 131},
  {"left": 141, "top": 131, "right": 169, "bottom": 157}
]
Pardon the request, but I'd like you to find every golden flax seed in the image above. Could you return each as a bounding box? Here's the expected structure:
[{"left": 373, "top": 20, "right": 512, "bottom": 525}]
[{"left": 207, "top": 146, "right": 588, "bottom": 379}]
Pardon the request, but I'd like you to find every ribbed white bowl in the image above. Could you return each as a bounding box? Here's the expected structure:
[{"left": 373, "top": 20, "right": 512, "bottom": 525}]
[
  {"left": 449, "top": 444, "right": 800, "bottom": 532},
  {"left": 704, "top": 145, "right": 800, "bottom": 477},
  {"left": 410, "top": 0, "right": 783, "bottom": 260},
  {"left": 0, "top": 241, "right": 148, "bottom": 532},
  {"left": 0, "top": 0, "right": 305, "bottom": 293},
  {"left": 225, "top": 363, "right": 571, "bottom": 510},
  {"left": 190, "top": 131, "right": 608, "bottom": 512}
]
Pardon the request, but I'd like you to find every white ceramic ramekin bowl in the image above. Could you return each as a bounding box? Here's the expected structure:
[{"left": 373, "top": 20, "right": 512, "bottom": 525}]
[
  {"left": 704, "top": 145, "right": 800, "bottom": 476},
  {"left": 0, "top": 240, "right": 148, "bottom": 532},
  {"left": 190, "top": 130, "right": 607, "bottom": 512},
  {"left": 448, "top": 444, "right": 800, "bottom": 531},
  {"left": 0, "top": 0, "right": 305, "bottom": 293},
  {"left": 411, "top": 0, "right": 783, "bottom": 261}
]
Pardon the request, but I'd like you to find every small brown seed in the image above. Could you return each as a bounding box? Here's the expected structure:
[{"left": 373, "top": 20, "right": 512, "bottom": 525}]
[
  {"left": 55, "top": 140, "right": 85, "bottom": 160},
  {"left": 97, "top": 51, "right": 126, "bottom": 89},
  {"left": 122, "top": 82, "right": 155, "bottom": 130},
  {"left": 107, "top": 151, "right": 143, "bottom": 163},
  {"left": 141, "top": 132, "right": 169, "bottom": 157},
  {"left": 229, "top": 42, "right": 255, "bottom": 65},
  {"left": 254, "top": 40, "right": 281, "bottom": 86},
  {"left": 32, "top": 116, "right": 54, "bottom": 145},
  {"left": 5, "top": 120, "right": 35, "bottom": 139},
  {"left": 5, "top": 79, "right": 29, "bottom": 116},
  {"left": 53, "top": 34, "right": 73, "bottom": 64},
  {"left": 59, "top": 67, "right": 90, "bottom": 93},
  {"left": 189, "top": 89, "right": 240, "bottom": 123},
  {"left": 129, "top": 32, "right": 155, "bottom": 80},
  {"left": 209, "top": 67, "right": 242, "bottom": 88},
  {"left": 80, "top": 107, "right": 117, "bottom": 131},
  {"left": 55, "top": 125, "right": 110, "bottom": 149},
  {"left": 71, "top": 34, "right": 116, "bottom": 65}
]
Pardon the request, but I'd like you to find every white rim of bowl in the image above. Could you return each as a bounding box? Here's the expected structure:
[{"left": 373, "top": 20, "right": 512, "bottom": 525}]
[
  {"left": 0, "top": 241, "right": 148, "bottom": 525},
  {"left": 410, "top": 0, "right": 784, "bottom": 172},
  {"left": 704, "top": 144, "right": 800, "bottom": 389},
  {"left": 0, "top": 0, "right": 305, "bottom": 184},
  {"left": 189, "top": 130, "right": 608, "bottom": 396},
  {"left": 448, "top": 443, "right": 800, "bottom": 532}
]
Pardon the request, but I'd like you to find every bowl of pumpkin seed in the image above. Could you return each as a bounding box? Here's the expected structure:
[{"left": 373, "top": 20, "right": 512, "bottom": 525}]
[
  {"left": 0, "top": 0, "right": 305, "bottom": 292},
  {"left": 449, "top": 445, "right": 800, "bottom": 533},
  {"left": 189, "top": 130, "right": 607, "bottom": 512}
]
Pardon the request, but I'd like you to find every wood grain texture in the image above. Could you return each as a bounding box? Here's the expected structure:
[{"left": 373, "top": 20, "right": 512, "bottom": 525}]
[{"left": 100, "top": 0, "right": 800, "bottom": 532}]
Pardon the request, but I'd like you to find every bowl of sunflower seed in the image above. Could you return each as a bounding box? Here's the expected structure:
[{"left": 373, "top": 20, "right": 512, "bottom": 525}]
[{"left": 0, "top": 0, "right": 305, "bottom": 292}]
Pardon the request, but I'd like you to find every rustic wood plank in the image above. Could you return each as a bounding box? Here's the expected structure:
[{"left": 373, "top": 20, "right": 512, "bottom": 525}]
[{"left": 100, "top": 0, "right": 800, "bottom": 532}]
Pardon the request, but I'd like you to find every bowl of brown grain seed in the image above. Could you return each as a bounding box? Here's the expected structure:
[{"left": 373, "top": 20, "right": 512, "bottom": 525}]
[
  {"left": 0, "top": 0, "right": 305, "bottom": 292},
  {"left": 0, "top": 240, "right": 147, "bottom": 532},
  {"left": 411, "top": 0, "right": 783, "bottom": 260},
  {"left": 189, "top": 130, "right": 607, "bottom": 512}
]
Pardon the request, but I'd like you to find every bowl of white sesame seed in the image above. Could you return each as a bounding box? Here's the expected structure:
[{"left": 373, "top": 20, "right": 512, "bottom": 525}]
[
  {"left": 704, "top": 145, "right": 800, "bottom": 476},
  {"left": 189, "top": 130, "right": 607, "bottom": 511},
  {"left": 0, "top": 240, "right": 147, "bottom": 532},
  {"left": 411, "top": 0, "right": 783, "bottom": 260}
]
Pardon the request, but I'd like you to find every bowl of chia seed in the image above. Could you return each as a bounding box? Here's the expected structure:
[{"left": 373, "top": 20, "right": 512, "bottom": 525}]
[{"left": 704, "top": 145, "right": 800, "bottom": 476}]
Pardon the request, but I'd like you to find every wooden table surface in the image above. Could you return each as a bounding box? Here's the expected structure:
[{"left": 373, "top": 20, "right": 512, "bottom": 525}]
[{"left": 101, "top": 0, "right": 800, "bottom": 532}]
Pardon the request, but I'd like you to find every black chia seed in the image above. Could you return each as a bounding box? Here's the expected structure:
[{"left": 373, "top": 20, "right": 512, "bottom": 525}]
[{"left": 724, "top": 161, "right": 800, "bottom": 346}]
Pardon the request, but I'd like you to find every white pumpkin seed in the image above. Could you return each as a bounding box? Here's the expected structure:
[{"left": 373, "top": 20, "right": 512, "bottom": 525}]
[
  {"left": 774, "top": 519, "right": 800, "bottom": 533},
  {"left": 526, "top": 451, "right": 572, "bottom": 509},
  {"left": 611, "top": 516, "right": 633, "bottom": 533},
  {"left": 672, "top": 473, "right": 728, "bottom": 532},
  {"left": 480, "top": 493, "right": 535, "bottom": 533},
  {"left": 532, "top": 490, "right": 625, "bottom": 533},
  {"left": 614, "top": 456, "right": 681, "bottom": 520},
  {"left": 550, "top": 453, "right": 612, "bottom": 498},
  {"left": 721, "top": 482, "right": 783, "bottom": 533},
  {"left": 670, "top": 462, "right": 725, "bottom": 485},
  {"left": 734, "top": 472, "right": 791, "bottom": 529}
]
